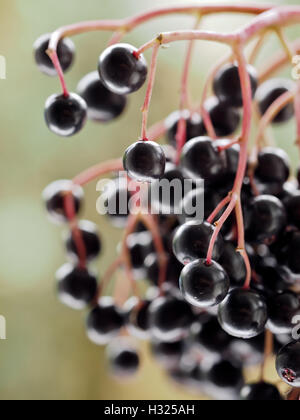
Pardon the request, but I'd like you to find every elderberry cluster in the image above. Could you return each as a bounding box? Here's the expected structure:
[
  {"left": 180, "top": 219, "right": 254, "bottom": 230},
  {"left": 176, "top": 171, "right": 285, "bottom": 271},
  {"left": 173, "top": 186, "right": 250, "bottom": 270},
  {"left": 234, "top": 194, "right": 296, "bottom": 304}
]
[{"left": 37, "top": 34, "right": 300, "bottom": 400}]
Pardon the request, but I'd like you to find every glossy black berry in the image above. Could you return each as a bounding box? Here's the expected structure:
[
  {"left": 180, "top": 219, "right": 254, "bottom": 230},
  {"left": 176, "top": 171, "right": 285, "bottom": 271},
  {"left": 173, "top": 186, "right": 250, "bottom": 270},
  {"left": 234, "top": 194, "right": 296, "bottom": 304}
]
[
  {"left": 276, "top": 341, "right": 300, "bottom": 387},
  {"left": 256, "top": 78, "right": 295, "bottom": 123},
  {"left": 77, "top": 71, "right": 127, "bottom": 122},
  {"left": 56, "top": 263, "right": 97, "bottom": 310},
  {"left": 149, "top": 296, "right": 195, "bottom": 342},
  {"left": 44, "top": 93, "right": 87, "bottom": 137},
  {"left": 255, "top": 147, "right": 290, "bottom": 185},
  {"left": 86, "top": 297, "right": 125, "bottom": 345},
  {"left": 181, "top": 137, "right": 223, "bottom": 182},
  {"left": 193, "top": 316, "right": 232, "bottom": 354},
  {"left": 247, "top": 195, "right": 287, "bottom": 243},
  {"left": 173, "top": 221, "right": 224, "bottom": 265},
  {"left": 213, "top": 63, "right": 258, "bottom": 107},
  {"left": 267, "top": 292, "right": 300, "bottom": 335},
  {"left": 98, "top": 43, "right": 148, "bottom": 95},
  {"left": 66, "top": 220, "right": 102, "bottom": 262},
  {"left": 205, "top": 97, "right": 241, "bottom": 137},
  {"left": 208, "top": 360, "right": 244, "bottom": 390},
  {"left": 166, "top": 110, "right": 206, "bottom": 146},
  {"left": 107, "top": 339, "right": 140, "bottom": 377},
  {"left": 218, "top": 289, "right": 268, "bottom": 339},
  {"left": 124, "top": 141, "right": 166, "bottom": 182},
  {"left": 43, "top": 179, "right": 84, "bottom": 225},
  {"left": 180, "top": 259, "right": 229, "bottom": 308},
  {"left": 219, "top": 242, "right": 246, "bottom": 287},
  {"left": 240, "top": 382, "right": 282, "bottom": 401},
  {"left": 34, "top": 33, "right": 75, "bottom": 76}
]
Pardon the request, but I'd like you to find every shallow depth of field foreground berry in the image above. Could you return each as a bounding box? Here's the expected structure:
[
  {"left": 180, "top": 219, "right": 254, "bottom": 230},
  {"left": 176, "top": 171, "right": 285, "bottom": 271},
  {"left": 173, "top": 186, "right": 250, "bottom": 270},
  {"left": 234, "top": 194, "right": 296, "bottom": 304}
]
[{"left": 35, "top": 1, "right": 300, "bottom": 401}]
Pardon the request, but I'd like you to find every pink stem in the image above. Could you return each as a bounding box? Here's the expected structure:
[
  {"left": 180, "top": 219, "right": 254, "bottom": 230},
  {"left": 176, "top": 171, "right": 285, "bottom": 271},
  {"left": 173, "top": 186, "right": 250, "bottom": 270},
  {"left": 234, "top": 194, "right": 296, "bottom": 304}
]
[
  {"left": 235, "top": 200, "right": 251, "bottom": 289},
  {"left": 141, "top": 43, "right": 160, "bottom": 141},
  {"left": 260, "top": 38, "right": 300, "bottom": 82},
  {"left": 206, "top": 195, "right": 238, "bottom": 265},
  {"left": 72, "top": 158, "right": 123, "bottom": 186},
  {"left": 96, "top": 257, "right": 123, "bottom": 300},
  {"left": 175, "top": 18, "right": 201, "bottom": 163},
  {"left": 207, "top": 194, "right": 231, "bottom": 224},
  {"left": 48, "top": 51, "right": 69, "bottom": 97},
  {"left": 48, "top": 4, "right": 272, "bottom": 51},
  {"left": 206, "top": 46, "right": 253, "bottom": 264}
]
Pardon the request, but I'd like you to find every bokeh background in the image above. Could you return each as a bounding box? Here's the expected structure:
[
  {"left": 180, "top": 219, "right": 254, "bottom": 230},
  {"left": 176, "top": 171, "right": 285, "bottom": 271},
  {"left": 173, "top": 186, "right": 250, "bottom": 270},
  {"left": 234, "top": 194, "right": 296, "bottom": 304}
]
[{"left": 0, "top": 0, "right": 299, "bottom": 400}]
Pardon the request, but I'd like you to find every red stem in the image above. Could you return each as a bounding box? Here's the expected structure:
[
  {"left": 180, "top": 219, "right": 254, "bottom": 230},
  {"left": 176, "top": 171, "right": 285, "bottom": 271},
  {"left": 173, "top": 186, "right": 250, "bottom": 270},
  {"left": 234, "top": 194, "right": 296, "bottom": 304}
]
[{"left": 141, "top": 42, "right": 160, "bottom": 141}]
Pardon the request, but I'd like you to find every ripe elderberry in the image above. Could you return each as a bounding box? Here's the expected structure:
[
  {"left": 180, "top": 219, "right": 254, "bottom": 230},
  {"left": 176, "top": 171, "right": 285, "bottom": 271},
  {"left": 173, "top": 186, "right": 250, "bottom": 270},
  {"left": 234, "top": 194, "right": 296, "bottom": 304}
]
[
  {"left": 267, "top": 291, "right": 300, "bottom": 335},
  {"left": 149, "top": 296, "right": 195, "bottom": 342},
  {"left": 123, "top": 141, "right": 166, "bottom": 182},
  {"left": 213, "top": 63, "right": 258, "bottom": 108},
  {"left": 43, "top": 179, "right": 84, "bottom": 225},
  {"left": 65, "top": 220, "right": 102, "bottom": 262},
  {"left": 166, "top": 110, "right": 205, "bottom": 146},
  {"left": 86, "top": 297, "right": 125, "bottom": 345},
  {"left": 240, "top": 382, "right": 282, "bottom": 401},
  {"left": 218, "top": 289, "right": 268, "bottom": 339},
  {"left": 180, "top": 137, "right": 223, "bottom": 182},
  {"left": 107, "top": 339, "right": 140, "bottom": 378},
  {"left": 256, "top": 79, "right": 295, "bottom": 123},
  {"left": 180, "top": 259, "right": 230, "bottom": 308},
  {"left": 34, "top": 33, "right": 75, "bottom": 76},
  {"left": 205, "top": 97, "right": 241, "bottom": 137},
  {"left": 77, "top": 71, "right": 127, "bottom": 122},
  {"left": 173, "top": 221, "right": 224, "bottom": 265},
  {"left": 56, "top": 263, "right": 98, "bottom": 310},
  {"left": 98, "top": 43, "right": 148, "bottom": 95},
  {"left": 276, "top": 341, "right": 300, "bottom": 387},
  {"left": 44, "top": 93, "right": 87, "bottom": 137}
]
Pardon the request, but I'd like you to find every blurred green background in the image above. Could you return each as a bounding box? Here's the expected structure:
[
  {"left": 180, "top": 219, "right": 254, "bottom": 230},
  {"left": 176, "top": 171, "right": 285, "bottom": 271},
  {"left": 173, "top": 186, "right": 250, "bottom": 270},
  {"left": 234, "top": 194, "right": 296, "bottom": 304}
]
[{"left": 0, "top": 0, "right": 299, "bottom": 400}]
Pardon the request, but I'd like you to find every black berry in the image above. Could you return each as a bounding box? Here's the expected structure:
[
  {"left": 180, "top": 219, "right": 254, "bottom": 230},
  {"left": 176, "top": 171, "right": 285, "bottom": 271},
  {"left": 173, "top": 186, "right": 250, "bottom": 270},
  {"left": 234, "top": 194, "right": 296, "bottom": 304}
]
[
  {"left": 173, "top": 221, "right": 224, "bottom": 265},
  {"left": 180, "top": 259, "right": 230, "bottom": 308},
  {"left": 256, "top": 78, "right": 295, "bottom": 123},
  {"left": 218, "top": 288, "right": 268, "bottom": 339},
  {"left": 98, "top": 43, "right": 148, "bottom": 95},
  {"left": 66, "top": 220, "right": 102, "bottom": 262},
  {"left": 34, "top": 33, "right": 75, "bottom": 76},
  {"left": 86, "top": 297, "right": 125, "bottom": 345},
  {"left": 43, "top": 179, "right": 84, "bottom": 225},
  {"left": 124, "top": 141, "right": 166, "bottom": 182},
  {"left": 44, "top": 93, "right": 87, "bottom": 137},
  {"left": 56, "top": 263, "right": 97, "bottom": 310},
  {"left": 213, "top": 63, "right": 258, "bottom": 107},
  {"left": 77, "top": 71, "right": 127, "bottom": 122}
]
